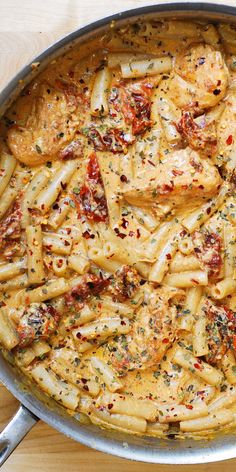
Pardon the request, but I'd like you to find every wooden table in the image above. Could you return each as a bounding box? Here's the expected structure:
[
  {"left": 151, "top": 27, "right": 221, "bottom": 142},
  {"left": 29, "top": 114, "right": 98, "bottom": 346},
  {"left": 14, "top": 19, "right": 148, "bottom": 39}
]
[{"left": 1, "top": 0, "right": 236, "bottom": 470}]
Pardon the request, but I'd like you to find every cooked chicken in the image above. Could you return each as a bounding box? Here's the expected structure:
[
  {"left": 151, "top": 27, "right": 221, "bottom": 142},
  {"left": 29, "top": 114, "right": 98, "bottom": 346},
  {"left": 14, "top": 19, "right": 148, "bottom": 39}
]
[
  {"left": 7, "top": 83, "right": 87, "bottom": 166},
  {"left": 123, "top": 147, "right": 222, "bottom": 208},
  {"left": 109, "top": 286, "right": 177, "bottom": 374},
  {"left": 168, "top": 44, "right": 229, "bottom": 110}
]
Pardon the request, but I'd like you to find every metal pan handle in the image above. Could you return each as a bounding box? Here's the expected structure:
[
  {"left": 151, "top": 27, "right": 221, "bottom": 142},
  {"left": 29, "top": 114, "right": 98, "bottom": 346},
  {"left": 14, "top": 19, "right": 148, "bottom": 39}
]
[{"left": 0, "top": 405, "right": 38, "bottom": 467}]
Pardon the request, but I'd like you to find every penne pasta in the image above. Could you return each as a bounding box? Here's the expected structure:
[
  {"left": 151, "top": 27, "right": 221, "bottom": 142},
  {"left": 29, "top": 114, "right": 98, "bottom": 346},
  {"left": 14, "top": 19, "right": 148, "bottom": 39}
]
[
  {"left": 132, "top": 206, "right": 159, "bottom": 232},
  {"left": 182, "top": 184, "right": 229, "bottom": 233},
  {"left": 208, "top": 387, "right": 236, "bottom": 412},
  {"left": 180, "top": 409, "right": 233, "bottom": 432},
  {"left": 121, "top": 57, "right": 172, "bottom": 79},
  {"left": 50, "top": 347, "right": 100, "bottom": 396},
  {"left": 52, "top": 257, "right": 68, "bottom": 277},
  {"left": 164, "top": 270, "right": 208, "bottom": 288},
  {"left": 26, "top": 225, "right": 45, "bottom": 284},
  {"left": 47, "top": 196, "right": 72, "bottom": 230},
  {"left": 100, "top": 393, "right": 158, "bottom": 421},
  {"left": 208, "top": 278, "right": 236, "bottom": 299},
  {"left": 170, "top": 253, "right": 201, "bottom": 273},
  {"left": 0, "top": 273, "right": 29, "bottom": 292},
  {"left": 21, "top": 168, "right": 50, "bottom": 228},
  {"left": 30, "top": 363, "right": 80, "bottom": 410},
  {"left": 0, "top": 308, "right": 19, "bottom": 349},
  {"left": 141, "top": 222, "right": 172, "bottom": 261},
  {"left": 43, "top": 232, "right": 73, "bottom": 255},
  {"left": 157, "top": 96, "right": 181, "bottom": 143},
  {"left": 90, "top": 356, "right": 123, "bottom": 392},
  {"left": 0, "top": 258, "right": 27, "bottom": 282},
  {"left": 149, "top": 229, "right": 179, "bottom": 283},
  {"left": 72, "top": 317, "right": 130, "bottom": 342},
  {"left": 107, "top": 52, "right": 154, "bottom": 68},
  {"left": 34, "top": 161, "right": 77, "bottom": 214},
  {"left": 90, "top": 408, "right": 147, "bottom": 434},
  {"left": 178, "top": 236, "right": 194, "bottom": 256},
  {"left": 88, "top": 246, "right": 121, "bottom": 273},
  {"left": 173, "top": 346, "right": 224, "bottom": 386},
  {"left": 158, "top": 402, "right": 208, "bottom": 423},
  {"left": 97, "top": 152, "right": 120, "bottom": 226},
  {"left": 0, "top": 152, "right": 17, "bottom": 198},
  {"left": 224, "top": 224, "right": 236, "bottom": 278},
  {"left": 178, "top": 286, "right": 202, "bottom": 331},
  {"left": 90, "top": 67, "right": 112, "bottom": 116},
  {"left": 20, "top": 278, "right": 70, "bottom": 304},
  {"left": 221, "top": 350, "right": 236, "bottom": 385},
  {"left": 192, "top": 297, "right": 209, "bottom": 357},
  {"left": 0, "top": 185, "right": 18, "bottom": 220}
]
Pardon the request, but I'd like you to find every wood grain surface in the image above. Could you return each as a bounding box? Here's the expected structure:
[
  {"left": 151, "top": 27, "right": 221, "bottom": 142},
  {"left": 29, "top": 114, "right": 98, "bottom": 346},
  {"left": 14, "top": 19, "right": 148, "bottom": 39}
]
[{"left": 1, "top": 1, "right": 236, "bottom": 471}]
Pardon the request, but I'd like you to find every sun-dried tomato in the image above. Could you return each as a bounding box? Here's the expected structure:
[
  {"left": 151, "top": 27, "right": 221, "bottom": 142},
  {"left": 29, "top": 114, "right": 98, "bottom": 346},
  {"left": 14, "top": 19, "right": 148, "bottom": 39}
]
[
  {"left": 73, "top": 153, "right": 108, "bottom": 223},
  {"left": 192, "top": 230, "right": 222, "bottom": 278},
  {"left": 0, "top": 197, "right": 22, "bottom": 249},
  {"left": 17, "top": 303, "right": 60, "bottom": 347},
  {"left": 177, "top": 110, "right": 217, "bottom": 155},
  {"left": 117, "top": 80, "right": 154, "bottom": 135}
]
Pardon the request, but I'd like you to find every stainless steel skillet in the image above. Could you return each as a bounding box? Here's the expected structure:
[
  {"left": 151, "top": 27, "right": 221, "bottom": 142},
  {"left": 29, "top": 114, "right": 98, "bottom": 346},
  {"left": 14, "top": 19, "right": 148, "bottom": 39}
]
[{"left": 0, "top": 2, "right": 236, "bottom": 466}]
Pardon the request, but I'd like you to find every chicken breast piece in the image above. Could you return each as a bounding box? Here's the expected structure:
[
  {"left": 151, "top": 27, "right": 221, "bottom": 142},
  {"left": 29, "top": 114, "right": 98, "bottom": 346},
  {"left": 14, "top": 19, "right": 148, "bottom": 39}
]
[
  {"left": 109, "top": 286, "right": 178, "bottom": 374},
  {"left": 167, "top": 44, "right": 229, "bottom": 110},
  {"left": 7, "top": 82, "right": 87, "bottom": 166},
  {"left": 123, "top": 147, "right": 222, "bottom": 208}
]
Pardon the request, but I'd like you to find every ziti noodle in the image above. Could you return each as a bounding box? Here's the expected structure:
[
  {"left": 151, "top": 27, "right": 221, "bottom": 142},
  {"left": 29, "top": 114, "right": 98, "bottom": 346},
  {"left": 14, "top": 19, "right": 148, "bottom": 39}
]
[{"left": 0, "top": 18, "right": 236, "bottom": 439}]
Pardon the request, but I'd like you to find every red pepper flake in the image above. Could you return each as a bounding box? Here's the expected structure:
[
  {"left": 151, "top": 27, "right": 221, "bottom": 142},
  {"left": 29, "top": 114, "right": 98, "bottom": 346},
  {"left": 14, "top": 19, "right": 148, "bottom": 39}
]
[
  {"left": 194, "top": 363, "right": 201, "bottom": 370},
  {"left": 129, "top": 230, "right": 135, "bottom": 237},
  {"left": 121, "top": 218, "right": 129, "bottom": 229},
  {"left": 147, "top": 160, "right": 156, "bottom": 167},
  {"left": 172, "top": 169, "right": 184, "bottom": 176},
  {"left": 136, "top": 229, "right": 141, "bottom": 239},
  {"left": 191, "top": 279, "right": 199, "bottom": 284},
  {"left": 186, "top": 404, "right": 193, "bottom": 410},
  {"left": 74, "top": 153, "right": 108, "bottom": 223},
  {"left": 180, "top": 229, "right": 187, "bottom": 237},
  {"left": 226, "top": 135, "right": 233, "bottom": 145},
  {"left": 162, "top": 338, "right": 169, "bottom": 344},
  {"left": 120, "top": 174, "right": 128, "bottom": 183},
  {"left": 166, "top": 253, "right": 172, "bottom": 260},
  {"left": 108, "top": 403, "right": 113, "bottom": 410},
  {"left": 206, "top": 207, "right": 211, "bottom": 215},
  {"left": 114, "top": 227, "right": 126, "bottom": 239},
  {"left": 82, "top": 230, "right": 95, "bottom": 239}
]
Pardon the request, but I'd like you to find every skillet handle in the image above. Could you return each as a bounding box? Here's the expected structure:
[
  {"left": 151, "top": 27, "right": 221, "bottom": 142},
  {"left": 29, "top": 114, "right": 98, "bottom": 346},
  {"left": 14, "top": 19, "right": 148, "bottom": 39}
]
[{"left": 0, "top": 404, "right": 38, "bottom": 467}]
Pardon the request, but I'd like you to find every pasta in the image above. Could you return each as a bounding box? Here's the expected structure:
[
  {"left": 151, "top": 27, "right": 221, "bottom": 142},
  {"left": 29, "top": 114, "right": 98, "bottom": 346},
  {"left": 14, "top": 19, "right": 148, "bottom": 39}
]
[
  {"left": 90, "top": 67, "right": 112, "bottom": 116},
  {"left": 120, "top": 57, "right": 172, "bottom": 79},
  {"left": 26, "top": 225, "right": 45, "bottom": 284},
  {"left": 0, "top": 18, "right": 236, "bottom": 441}
]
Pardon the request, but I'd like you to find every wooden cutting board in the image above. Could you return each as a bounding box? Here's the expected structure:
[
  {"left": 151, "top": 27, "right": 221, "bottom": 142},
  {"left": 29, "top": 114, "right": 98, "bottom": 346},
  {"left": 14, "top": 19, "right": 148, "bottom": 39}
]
[{"left": 1, "top": 0, "right": 236, "bottom": 470}]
